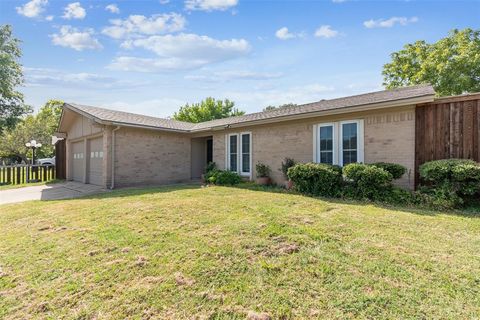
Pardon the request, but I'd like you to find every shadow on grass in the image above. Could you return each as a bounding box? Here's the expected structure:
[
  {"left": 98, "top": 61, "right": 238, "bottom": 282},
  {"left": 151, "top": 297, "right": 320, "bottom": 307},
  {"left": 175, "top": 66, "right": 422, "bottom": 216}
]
[
  {"left": 43, "top": 181, "right": 479, "bottom": 218},
  {"left": 231, "top": 182, "right": 480, "bottom": 219}
]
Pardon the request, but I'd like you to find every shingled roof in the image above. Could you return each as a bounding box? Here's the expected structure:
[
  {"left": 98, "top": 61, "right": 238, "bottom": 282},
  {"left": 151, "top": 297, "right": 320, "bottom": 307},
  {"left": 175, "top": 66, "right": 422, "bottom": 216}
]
[{"left": 63, "top": 84, "right": 435, "bottom": 133}]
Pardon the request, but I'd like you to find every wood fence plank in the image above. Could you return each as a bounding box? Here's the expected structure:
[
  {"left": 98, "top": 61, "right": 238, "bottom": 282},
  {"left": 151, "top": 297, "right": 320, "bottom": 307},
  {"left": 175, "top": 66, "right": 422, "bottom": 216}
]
[{"left": 463, "top": 101, "right": 474, "bottom": 159}]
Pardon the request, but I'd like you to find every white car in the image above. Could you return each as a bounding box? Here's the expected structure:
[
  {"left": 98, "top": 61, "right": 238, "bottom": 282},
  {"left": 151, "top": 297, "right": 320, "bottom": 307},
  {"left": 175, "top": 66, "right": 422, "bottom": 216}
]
[{"left": 37, "top": 156, "right": 55, "bottom": 165}]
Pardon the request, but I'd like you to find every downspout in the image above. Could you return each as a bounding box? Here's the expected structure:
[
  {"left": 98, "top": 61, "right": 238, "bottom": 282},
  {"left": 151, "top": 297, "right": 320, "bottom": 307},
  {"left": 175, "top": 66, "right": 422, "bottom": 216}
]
[{"left": 110, "top": 126, "right": 121, "bottom": 189}]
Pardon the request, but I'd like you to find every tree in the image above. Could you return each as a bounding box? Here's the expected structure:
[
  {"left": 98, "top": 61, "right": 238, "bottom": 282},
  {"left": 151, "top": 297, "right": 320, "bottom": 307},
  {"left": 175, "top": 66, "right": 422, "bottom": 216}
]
[
  {"left": 262, "top": 103, "right": 297, "bottom": 112},
  {"left": 173, "top": 97, "right": 245, "bottom": 123},
  {"left": 383, "top": 28, "right": 480, "bottom": 96},
  {"left": 0, "top": 100, "right": 63, "bottom": 163},
  {"left": 0, "top": 25, "right": 31, "bottom": 132}
]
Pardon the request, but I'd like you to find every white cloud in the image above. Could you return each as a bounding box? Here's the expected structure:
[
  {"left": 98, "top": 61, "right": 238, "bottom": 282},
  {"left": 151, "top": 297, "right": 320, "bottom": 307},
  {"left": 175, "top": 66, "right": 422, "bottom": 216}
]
[
  {"left": 62, "top": 2, "right": 86, "bottom": 20},
  {"left": 185, "top": 70, "right": 283, "bottom": 82},
  {"left": 51, "top": 26, "right": 102, "bottom": 51},
  {"left": 185, "top": 0, "right": 238, "bottom": 11},
  {"left": 332, "top": 0, "right": 346, "bottom": 3},
  {"left": 45, "top": 15, "right": 54, "bottom": 21},
  {"left": 314, "top": 25, "right": 339, "bottom": 38},
  {"left": 159, "top": 0, "right": 170, "bottom": 4},
  {"left": 105, "top": 4, "right": 120, "bottom": 14},
  {"left": 16, "top": 0, "right": 48, "bottom": 18},
  {"left": 109, "top": 33, "right": 250, "bottom": 72},
  {"left": 275, "top": 27, "right": 296, "bottom": 40},
  {"left": 23, "top": 67, "right": 146, "bottom": 89},
  {"left": 102, "top": 13, "right": 186, "bottom": 39},
  {"left": 363, "top": 16, "right": 418, "bottom": 28}
]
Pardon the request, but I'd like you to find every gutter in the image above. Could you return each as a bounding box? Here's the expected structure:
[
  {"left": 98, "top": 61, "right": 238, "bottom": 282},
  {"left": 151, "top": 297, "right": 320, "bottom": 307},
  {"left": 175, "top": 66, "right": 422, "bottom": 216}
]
[{"left": 110, "top": 126, "right": 121, "bottom": 189}]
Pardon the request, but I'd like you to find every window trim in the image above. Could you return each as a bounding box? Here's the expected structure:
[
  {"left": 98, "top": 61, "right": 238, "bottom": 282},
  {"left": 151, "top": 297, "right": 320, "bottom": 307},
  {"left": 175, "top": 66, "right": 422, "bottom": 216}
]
[
  {"left": 227, "top": 133, "right": 239, "bottom": 172},
  {"left": 239, "top": 132, "right": 252, "bottom": 177},
  {"left": 314, "top": 119, "right": 364, "bottom": 166}
]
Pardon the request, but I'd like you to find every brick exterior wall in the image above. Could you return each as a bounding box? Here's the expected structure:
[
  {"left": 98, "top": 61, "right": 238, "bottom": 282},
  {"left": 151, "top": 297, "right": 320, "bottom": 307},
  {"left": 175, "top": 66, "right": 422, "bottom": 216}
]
[
  {"left": 113, "top": 127, "right": 191, "bottom": 187},
  {"left": 212, "top": 106, "right": 416, "bottom": 189}
]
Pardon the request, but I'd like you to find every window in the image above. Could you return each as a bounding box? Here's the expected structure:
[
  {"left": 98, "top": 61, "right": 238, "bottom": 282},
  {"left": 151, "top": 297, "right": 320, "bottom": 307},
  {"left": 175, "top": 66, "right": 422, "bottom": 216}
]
[
  {"left": 241, "top": 133, "right": 251, "bottom": 174},
  {"left": 314, "top": 120, "right": 363, "bottom": 166},
  {"left": 341, "top": 122, "right": 358, "bottom": 165},
  {"left": 229, "top": 134, "right": 238, "bottom": 172},
  {"left": 226, "top": 132, "right": 252, "bottom": 177},
  {"left": 318, "top": 124, "right": 335, "bottom": 165}
]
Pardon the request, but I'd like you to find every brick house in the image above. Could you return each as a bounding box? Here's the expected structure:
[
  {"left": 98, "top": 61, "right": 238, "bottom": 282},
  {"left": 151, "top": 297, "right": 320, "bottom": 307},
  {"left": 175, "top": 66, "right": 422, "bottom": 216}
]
[{"left": 56, "top": 85, "right": 438, "bottom": 190}]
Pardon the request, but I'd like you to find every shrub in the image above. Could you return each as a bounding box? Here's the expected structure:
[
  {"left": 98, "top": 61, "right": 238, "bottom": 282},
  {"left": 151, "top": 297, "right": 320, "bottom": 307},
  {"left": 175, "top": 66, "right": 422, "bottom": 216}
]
[
  {"left": 207, "top": 170, "right": 242, "bottom": 185},
  {"left": 256, "top": 162, "right": 271, "bottom": 178},
  {"left": 371, "top": 162, "right": 406, "bottom": 180},
  {"left": 279, "top": 157, "right": 296, "bottom": 180},
  {"left": 419, "top": 159, "right": 480, "bottom": 208},
  {"left": 204, "top": 161, "right": 217, "bottom": 174},
  {"left": 343, "top": 163, "right": 393, "bottom": 201},
  {"left": 287, "top": 163, "right": 343, "bottom": 197}
]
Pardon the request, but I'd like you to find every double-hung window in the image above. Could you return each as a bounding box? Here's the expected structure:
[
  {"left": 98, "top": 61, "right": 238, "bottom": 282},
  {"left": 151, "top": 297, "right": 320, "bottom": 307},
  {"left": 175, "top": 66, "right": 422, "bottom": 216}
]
[
  {"left": 226, "top": 132, "right": 251, "bottom": 177},
  {"left": 314, "top": 120, "right": 363, "bottom": 166}
]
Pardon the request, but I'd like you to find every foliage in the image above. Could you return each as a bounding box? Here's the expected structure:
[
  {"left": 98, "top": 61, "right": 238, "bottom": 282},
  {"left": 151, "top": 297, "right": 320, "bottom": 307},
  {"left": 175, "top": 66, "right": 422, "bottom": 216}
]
[
  {"left": 279, "top": 157, "right": 296, "bottom": 179},
  {"left": 256, "top": 162, "right": 271, "bottom": 178},
  {"left": 263, "top": 103, "right": 298, "bottom": 112},
  {"left": 207, "top": 170, "right": 242, "bottom": 185},
  {"left": 287, "top": 163, "right": 343, "bottom": 197},
  {"left": 343, "top": 163, "right": 393, "bottom": 201},
  {"left": 173, "top": 97, "right": 245, "bottom": 123},
  {"left": 418, "top": 159, "right": 480, "bottom": 209},
  {"left": 0, "top": 25, "right": 31, "bottom": 132},
  {"left": 204, "top": 161, "right": 217, "bottom": 174},
  {"left": 371, "top": 162, "right": 407, "bottom": 180},
  {"left": 0, "top": 99, "right": 63, "bottom": 162},
  {"left": 383, "top": 28, "right": 480, "bottom": 96}
]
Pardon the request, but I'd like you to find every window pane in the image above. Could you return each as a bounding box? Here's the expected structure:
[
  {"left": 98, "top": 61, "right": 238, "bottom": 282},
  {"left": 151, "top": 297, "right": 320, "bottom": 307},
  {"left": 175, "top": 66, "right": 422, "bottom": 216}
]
[
  {"left": 319, "top": 125, "right": 333, "bottom": 164},
  {"left": 342, "top": 123, "right": 357, "bottom": 150},
  {"left": 229, "top": 135, "right": 237, "bottom": 171},
  {"left": 343, "top": 150, "right": 357, "bottom": 165},
  {"left": 241, "top": 134, "right": 250, "bottom": 173}
]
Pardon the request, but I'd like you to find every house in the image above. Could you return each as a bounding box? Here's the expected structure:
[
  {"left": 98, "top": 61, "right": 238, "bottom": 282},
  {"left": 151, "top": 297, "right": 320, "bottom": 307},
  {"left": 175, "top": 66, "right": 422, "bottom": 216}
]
[{"left": 56, "top": 84, "right": 439, "bottom": 190}]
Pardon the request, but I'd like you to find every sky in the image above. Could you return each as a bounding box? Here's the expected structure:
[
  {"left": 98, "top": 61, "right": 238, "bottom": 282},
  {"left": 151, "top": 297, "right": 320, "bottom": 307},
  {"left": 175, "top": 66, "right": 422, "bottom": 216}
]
[{"left": 1, "top": 0, "right": 479, "bottom": 118}]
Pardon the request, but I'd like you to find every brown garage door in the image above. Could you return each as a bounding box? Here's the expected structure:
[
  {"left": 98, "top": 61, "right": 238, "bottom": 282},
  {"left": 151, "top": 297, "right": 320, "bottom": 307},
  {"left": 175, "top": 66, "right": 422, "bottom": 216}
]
[
  {"left": 88, "top": 137, "right": 103, "bottom": 186},
  {"left": 71, "top": 141, "right": 84, "bottom": 182}
]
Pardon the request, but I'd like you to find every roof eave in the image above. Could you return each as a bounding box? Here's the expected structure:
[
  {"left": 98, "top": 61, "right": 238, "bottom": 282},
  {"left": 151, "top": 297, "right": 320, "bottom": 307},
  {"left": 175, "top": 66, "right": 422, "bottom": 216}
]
[{"left": 196, "top": 94, "right": 435, "bottom": 131}]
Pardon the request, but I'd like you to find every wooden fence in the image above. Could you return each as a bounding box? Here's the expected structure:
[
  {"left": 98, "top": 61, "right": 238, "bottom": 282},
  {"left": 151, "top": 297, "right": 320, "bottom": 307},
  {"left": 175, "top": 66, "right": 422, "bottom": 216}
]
[
  {"left": 415, "top": 94, "right": 480, "bottom": 185},
  {"left": 0, "top": 165, "right": 56, "bottom": 186}
]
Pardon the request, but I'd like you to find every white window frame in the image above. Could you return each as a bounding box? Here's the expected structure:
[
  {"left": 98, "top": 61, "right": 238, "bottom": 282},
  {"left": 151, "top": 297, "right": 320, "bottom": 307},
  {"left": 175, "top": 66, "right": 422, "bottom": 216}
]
[
  {"left": 317, "top": 123, "right": 337, "bottom": 165},
  {"left": 314, "top": 119, "right": 364, "bottom": 166},
  {"left": 226, "top": 132, "right": 252, "bottom": 178}
]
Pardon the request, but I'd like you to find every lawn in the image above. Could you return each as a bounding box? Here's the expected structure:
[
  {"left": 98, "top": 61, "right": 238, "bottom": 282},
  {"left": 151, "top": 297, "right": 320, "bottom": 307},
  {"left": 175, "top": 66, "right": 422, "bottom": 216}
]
[{"left": 0, "top": 184, "right": 479, "bottom": 319}]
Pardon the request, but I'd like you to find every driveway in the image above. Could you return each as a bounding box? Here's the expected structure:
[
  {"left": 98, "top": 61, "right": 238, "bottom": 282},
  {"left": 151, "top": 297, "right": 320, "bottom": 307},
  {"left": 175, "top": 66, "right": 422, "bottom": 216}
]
[{"left": 0, "top": 181, "right": 107, "bottom": 205}]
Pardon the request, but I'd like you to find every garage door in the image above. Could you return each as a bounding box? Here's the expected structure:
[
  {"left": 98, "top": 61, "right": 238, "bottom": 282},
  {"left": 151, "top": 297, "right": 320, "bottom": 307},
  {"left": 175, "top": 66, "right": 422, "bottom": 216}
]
[
  {"left": 88, "top": 137, "right": 103, "bottom": 186},
  {"left": 71, "top": 141, "right": 84, "bottom": 182}
]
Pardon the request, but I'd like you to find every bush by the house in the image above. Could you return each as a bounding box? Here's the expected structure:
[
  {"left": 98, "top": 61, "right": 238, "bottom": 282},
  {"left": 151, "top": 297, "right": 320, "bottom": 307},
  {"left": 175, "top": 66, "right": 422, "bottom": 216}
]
[
  {"left": 372, "top": 162, "right": 407, "bottom": 180},
  {"left": 256, "top": 162, "right": 271, "bottom": 178},
  {"left": 343, "top": 163, "right": 393, "bottom": 201},
  {"left": 287, "top": 163, "right": 343, "bottom": 197},
  {"left": 204, "top": 161, "right": 217, "bottom": 173},
  {"left": 279, "top": 157, "right": 296, "bottom": 180},
  {"left": 207, "top": 170, "right": 242, "bottom": 186},
  {"left": 418, "top": 159, "right": 480, "bottom": 209}
]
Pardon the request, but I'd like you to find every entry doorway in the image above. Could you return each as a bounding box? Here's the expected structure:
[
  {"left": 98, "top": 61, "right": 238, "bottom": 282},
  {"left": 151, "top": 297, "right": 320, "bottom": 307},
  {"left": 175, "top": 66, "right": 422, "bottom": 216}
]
[{"left": 191, "top": 136, "right": 213, "bottom": 179}]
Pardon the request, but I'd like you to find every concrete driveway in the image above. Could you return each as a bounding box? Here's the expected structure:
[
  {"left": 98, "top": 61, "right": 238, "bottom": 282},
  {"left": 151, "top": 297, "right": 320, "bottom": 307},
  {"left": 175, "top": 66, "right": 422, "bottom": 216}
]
[{"left": 0, "top": 181, "right": 107, "bottom": 205}]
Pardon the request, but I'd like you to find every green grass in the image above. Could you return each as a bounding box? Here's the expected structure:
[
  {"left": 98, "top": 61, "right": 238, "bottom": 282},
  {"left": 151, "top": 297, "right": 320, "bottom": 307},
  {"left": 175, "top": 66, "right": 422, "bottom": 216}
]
[
  {"left": 1, "top": 184, "right": 479, "bottom": 319},
  {"left": 0, "top": 179, "right": 61, "bottom": 190}
]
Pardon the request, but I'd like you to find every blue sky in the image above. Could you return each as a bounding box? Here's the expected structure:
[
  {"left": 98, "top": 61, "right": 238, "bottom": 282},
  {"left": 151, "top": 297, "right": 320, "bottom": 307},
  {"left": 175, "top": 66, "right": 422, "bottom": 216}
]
[{"left": 2, "top": 0, "right": 479, "bottom": 118}]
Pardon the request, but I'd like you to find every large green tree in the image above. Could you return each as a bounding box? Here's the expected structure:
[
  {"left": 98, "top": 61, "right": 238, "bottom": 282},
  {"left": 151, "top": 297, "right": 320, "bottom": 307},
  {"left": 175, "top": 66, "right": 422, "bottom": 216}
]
[
  {"left": 173, "top": 97, "right": 245, "bottom": 123},
  {"left": 0, "top": 25, "right": 30, "bottom": 132},
  {"left": 0, "top": 100, "right": 63, "bottom": 163},
  {"left": 383, "top": 28, "right": 480, "bottom": 96}
]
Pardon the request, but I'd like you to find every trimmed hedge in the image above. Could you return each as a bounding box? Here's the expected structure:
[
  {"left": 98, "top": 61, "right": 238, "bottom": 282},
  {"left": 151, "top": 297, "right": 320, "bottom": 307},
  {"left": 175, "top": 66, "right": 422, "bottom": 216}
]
[
  {"left": 419, "top": 159, "right": 480, "bottom": 208},
  {"left": 371, "top": 162, "right": 406, "bottom": 180},
  {"left": 343, "top": 163, "right": 393, "bottom": 201},
  {"left": 206, "top": 170, "right": 242, "bottom": 185},
  {"left": 287, "top": 163, "right": 343, "bottom": 197}
]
